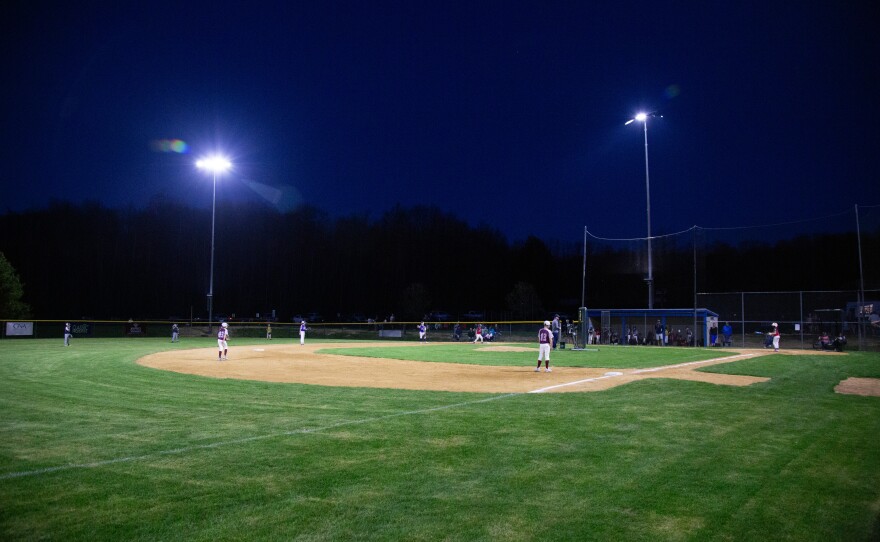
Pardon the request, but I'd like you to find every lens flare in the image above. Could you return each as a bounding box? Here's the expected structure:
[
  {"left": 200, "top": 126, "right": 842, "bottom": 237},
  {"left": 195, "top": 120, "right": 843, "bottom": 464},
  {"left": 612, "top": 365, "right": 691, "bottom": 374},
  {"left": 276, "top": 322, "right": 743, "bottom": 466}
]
[{"left": 150, "top": 138, "right": 189, "bottom": 153}]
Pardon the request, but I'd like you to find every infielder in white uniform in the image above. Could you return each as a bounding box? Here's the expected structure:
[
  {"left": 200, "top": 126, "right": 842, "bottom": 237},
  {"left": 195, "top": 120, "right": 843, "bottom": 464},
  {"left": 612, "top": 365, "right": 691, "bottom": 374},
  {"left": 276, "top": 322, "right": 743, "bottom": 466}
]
[
  {"left": 419, "top": 322, "right": 427, "bottom": 343},
  {"left": 171, "top": 323, "right": 179, "bottom": 343},
  {"left": 300, "top": 320, "right": 307, "bottom": 345},
  {"left": 536, "top": 320, "right": 553, "bottom": 372},
  {"left": 217, "top": 322, "right": 229, "bottom": 360}
]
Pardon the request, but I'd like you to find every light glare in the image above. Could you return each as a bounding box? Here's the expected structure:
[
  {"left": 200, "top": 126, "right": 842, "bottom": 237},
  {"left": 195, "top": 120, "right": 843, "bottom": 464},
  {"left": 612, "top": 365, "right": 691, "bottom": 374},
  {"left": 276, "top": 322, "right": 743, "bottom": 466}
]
[
  {"left": 635, "top": 112, "right": 648, "bottom": 122},
  {"left": 196, "top": 156, "right": 232, "bottom": 173}
]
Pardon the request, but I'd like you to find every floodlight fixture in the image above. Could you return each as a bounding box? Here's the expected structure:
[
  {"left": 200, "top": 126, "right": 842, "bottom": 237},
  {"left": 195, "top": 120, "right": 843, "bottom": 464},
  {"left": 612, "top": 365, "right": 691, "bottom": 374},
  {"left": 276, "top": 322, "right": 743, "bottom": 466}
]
[
  {"left": 196, "top": 155, "right": 232, "bottom": 334},
  {"left": 625, "top": 112, "right": 658, "bottom": 309},
  {"left": 196, "top": 156, "right": 232, "bottom": 173}
]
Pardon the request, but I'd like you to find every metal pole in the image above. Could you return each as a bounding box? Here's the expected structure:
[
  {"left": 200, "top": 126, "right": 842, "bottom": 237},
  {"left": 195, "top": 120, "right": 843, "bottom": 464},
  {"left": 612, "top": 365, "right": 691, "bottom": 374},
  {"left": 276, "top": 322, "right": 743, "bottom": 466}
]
[
  {"left": 208, "top": 172, "right": 216, "bottom": 335},
  {"left": 693, "top": 226, "right": 698, "bottom": 346},
  {"left": 581, "top": 226, "right": 587, "bottom": 308},
  {"left": 741, "top": 291, "right": 745, "bottom": 347},
  {"left": 644, "top": 121, "right": 653, "bottom": 309},
  {"left": 855, "top": 204, "right": 865, "bottom": 349},
  {"left": 799, "top": 290, "right": 804, "bottom": 349}
]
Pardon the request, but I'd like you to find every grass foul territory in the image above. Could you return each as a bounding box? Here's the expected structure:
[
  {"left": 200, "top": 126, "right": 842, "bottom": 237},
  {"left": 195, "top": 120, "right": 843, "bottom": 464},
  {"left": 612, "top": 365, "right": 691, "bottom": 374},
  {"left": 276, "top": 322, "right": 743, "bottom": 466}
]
[{"left": 0, "top": 337, "right": 879, "bottom": 541}]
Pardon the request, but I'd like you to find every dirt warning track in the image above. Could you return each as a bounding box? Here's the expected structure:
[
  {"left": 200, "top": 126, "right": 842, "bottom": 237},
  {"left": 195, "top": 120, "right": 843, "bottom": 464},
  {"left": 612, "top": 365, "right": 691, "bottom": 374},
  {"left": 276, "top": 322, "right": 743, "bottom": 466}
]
[{"left": 132, "top": 342, "right": 815, "bottom": 393}]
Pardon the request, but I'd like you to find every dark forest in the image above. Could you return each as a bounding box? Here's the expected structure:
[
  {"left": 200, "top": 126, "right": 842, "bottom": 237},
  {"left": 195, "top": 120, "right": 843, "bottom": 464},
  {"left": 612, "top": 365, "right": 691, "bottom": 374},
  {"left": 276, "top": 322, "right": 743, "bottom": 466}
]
[{"left": 1, "top": 199, "right": 877, "bottom": 322}]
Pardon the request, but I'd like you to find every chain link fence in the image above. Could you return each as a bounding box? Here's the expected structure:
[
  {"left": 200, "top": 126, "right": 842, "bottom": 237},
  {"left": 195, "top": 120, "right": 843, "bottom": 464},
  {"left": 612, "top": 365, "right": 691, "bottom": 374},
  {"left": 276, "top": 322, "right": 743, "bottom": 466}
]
[{"left": 697, "top": 290, "right": 880, "bottom": 350}]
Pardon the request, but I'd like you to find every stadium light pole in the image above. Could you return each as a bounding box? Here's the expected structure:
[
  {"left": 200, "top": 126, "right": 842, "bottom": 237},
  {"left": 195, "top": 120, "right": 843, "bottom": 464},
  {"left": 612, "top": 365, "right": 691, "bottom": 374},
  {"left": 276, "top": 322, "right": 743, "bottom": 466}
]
[
  {"left": 196, "top": 156, "right": 232, "bottom": 335},
  {"left": 625, "top": 112, "right": 658, "bottom": 309}
]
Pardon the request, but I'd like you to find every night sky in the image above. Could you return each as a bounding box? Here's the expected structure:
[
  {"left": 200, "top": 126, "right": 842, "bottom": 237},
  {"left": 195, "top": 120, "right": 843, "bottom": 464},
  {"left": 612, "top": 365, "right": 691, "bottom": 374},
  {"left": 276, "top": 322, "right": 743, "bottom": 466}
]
[{"left": 3, "top": 1, "right": 878, "bottom": 243}]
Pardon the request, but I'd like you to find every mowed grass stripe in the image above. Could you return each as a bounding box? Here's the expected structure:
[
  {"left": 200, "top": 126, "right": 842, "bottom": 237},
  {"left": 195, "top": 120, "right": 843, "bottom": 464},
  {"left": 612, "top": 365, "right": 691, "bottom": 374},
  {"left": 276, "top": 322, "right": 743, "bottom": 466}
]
[{"left": 0, "top": 391, "right": 520, "bottom": 480}]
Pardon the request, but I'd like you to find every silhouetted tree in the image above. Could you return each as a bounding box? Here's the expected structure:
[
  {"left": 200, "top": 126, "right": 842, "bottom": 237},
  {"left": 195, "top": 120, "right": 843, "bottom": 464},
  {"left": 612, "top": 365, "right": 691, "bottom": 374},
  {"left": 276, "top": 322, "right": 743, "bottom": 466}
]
[{"left": 0, "top": 251, "right": 31, "bottom": 318}]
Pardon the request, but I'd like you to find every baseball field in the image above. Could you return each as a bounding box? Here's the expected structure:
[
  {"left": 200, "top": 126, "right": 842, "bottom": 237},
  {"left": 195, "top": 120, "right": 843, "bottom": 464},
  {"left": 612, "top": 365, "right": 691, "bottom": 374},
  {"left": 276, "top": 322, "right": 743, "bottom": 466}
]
[{"left": 1, "top": 337, "right": 879, "bottom": 540}]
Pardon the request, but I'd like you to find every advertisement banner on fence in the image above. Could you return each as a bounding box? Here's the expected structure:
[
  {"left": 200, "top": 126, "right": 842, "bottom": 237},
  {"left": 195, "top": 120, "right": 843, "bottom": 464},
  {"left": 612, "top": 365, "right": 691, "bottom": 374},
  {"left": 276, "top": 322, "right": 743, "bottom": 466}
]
[
  {"left": 6, "top": 322, "right": 34, "bottom": 336},
  {"left": 124, "top": 322, "right": 147, "bottom": 337},
  {"left": 71, "top": 322, "right": 92, "bottom": 336}
]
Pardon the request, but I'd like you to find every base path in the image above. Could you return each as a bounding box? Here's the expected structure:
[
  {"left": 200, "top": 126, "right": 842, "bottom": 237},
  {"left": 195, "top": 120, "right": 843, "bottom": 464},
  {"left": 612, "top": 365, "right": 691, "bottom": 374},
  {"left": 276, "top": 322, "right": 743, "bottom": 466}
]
[{"left": 137, "top": 343, "right": 829, "bottom": 394}]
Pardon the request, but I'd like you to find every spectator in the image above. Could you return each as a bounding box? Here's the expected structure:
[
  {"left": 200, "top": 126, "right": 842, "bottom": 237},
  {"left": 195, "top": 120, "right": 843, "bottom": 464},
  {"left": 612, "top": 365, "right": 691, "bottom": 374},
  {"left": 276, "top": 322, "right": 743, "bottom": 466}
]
[
  {"left": 551, "top": 315, "right": 561, "bottom": 349},
  {"left": 709, "top": 324, "right": 718, "bottom": 347},
  {"left": 654, "top": 320, "right": 664, "bottom": 346},
  {"left": 722, "top": 322, "right": 733, "bottom": 347}
]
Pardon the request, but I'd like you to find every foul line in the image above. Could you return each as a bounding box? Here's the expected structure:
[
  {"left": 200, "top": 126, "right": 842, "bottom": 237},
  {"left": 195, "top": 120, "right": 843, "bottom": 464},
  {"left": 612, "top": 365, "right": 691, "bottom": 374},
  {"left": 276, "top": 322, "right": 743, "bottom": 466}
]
[
  {"left": 0, "top": 393, "right": 520, "bottom": 481},
  {"left": 528, "top": 353, "right": 758, "bottom": 394}
]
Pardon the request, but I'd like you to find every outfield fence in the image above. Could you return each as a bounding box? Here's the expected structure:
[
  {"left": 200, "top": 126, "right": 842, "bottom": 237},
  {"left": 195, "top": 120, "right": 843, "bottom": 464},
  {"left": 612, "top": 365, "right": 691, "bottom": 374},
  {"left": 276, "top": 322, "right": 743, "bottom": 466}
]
[{"left": 4, "top": 307, "right": 879, "bottom": 351}]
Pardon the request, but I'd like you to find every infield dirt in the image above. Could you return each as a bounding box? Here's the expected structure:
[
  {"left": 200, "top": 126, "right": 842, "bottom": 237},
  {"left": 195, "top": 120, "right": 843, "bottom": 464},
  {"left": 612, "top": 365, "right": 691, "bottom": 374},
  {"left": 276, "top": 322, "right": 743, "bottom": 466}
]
[{"left": 133, "top": 342, "right": 848, "bottom": 394}]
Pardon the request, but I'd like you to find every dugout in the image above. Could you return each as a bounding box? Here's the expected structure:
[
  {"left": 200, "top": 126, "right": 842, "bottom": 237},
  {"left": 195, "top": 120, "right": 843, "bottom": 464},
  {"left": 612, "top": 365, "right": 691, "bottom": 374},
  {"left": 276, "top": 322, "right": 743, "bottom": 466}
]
[{"left": 579, "top": 308, "right": 720, "bottom": 346}]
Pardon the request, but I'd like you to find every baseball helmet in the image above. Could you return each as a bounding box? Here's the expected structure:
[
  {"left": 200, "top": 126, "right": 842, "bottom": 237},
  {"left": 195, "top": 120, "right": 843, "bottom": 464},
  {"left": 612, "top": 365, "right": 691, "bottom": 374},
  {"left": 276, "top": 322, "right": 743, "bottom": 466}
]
[
  {"left": 544, "top": 320, "right": 551, "bottom": 326},
  {"left": 771, "top": 322, "right": 778, "bottom": 327},
  {"left": 222, "top": 322, "right": 228, "bottom": 328}
]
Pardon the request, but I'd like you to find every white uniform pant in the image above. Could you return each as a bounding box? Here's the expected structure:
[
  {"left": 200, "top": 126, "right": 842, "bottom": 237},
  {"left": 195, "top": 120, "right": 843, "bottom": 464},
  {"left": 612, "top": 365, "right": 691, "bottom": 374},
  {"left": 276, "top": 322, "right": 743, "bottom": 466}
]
[
  {"left": 538, "top": 343, "right": 551, "bottom": 362},
  {"left": 300, "top": 331, "right": 305, "bottom": 345}
]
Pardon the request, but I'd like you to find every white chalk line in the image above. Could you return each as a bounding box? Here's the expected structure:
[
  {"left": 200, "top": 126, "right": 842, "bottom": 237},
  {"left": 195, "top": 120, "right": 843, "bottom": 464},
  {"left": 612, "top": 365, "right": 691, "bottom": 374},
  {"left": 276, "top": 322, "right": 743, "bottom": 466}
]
[
  {"left": 0, "top": 393, "right": 520, "bottom": 481},
  {"left": 529, "top": 352, "right": 758, "bottom": 394}
]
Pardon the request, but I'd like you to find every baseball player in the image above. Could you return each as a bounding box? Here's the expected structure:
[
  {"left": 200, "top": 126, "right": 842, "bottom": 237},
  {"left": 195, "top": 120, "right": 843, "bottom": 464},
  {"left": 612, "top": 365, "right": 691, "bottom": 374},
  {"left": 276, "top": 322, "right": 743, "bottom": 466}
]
[
  {"left": 266, "top": 323, "right": 272, "bottom": 340},
  {"left": 171, "top": 323, "right": 179, "bottom": 342},
  {"left": 473, "top": 323, "right": 484, "bottom": 343},
  {"left": 536, "top": 320, "right": 553, "bottom": 372},
  {"left": 64, "top": 322, "right": 72, "bottom": 346},
  {"left": 217, "top": 322, "right": 229, "bottom": 360},
  {"left": 299, "top": 320, "right": 307, "bottom": 345},
  {"left": 418, "top": 322, "right": 427, "bottom": 343},
  {"left": 771, "top": 322, "right": 780, "bottom": 352}
]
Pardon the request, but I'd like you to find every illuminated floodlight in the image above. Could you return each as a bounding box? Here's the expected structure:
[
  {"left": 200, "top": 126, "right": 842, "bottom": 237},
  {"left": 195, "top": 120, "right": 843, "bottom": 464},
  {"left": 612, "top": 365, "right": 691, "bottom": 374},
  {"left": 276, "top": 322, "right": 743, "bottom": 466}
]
[
  {"left": 196, "top": 156, "right": 232, "bottom": 172},
  {"left": 635, "top": 112, "right": 648, "bottom": 122},
  {"left": 196, "top": 155, "right": 232, "bottom": 335}
]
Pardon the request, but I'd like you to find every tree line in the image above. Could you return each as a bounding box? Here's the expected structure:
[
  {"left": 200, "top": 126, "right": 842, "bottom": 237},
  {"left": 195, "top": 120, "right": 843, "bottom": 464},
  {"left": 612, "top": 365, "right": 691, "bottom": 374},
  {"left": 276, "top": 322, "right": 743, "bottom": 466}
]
[{"left": 0, "top": 199, "right": 876, "bottom": 321}]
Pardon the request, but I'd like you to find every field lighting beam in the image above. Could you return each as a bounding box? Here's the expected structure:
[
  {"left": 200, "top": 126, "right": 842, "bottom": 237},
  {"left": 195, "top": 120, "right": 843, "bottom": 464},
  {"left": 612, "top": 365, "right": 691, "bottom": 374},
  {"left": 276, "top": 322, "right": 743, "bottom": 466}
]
[
  {"left": 196, "top": 156, "right": 232, "bottom": 334},
  {"left": 626, "top": 112, "right": 655, "bottom": 309}
]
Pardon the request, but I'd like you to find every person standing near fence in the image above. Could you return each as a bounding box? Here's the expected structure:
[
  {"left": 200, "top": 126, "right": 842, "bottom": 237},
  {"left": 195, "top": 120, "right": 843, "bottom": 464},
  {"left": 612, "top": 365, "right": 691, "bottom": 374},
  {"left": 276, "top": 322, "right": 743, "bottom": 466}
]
[
  {"left": 418, "top": 321, "right": 427, "bottom": 343},
  {"left": 171, "top": 323, "right": 179, "bottom": 343},
  {"left": 536, "top": 320, "right": 553, "bottom": 372},
  {"left": 654, "top": 320, "right": 664, "bottom": 346},
  {"left": 217, "top": 322, "right": 229, "bottom": 360},
  {"left": 771, "top": 322, "right": 780, "bottom": 352},
  {"left": 266, "top": 323, "right": 272, "bottom": 340},
  {"left": 64, "top": 322, "right": 72, "bottom": 346},
  {"left": 299, "top": 320, "right": 307, "bottom": 345},
  {"left": 551, "top": 315, "right": 561, "bottom": 349},
  {"left": 722, "top": 322, "right": 732, "bottom": 347}
]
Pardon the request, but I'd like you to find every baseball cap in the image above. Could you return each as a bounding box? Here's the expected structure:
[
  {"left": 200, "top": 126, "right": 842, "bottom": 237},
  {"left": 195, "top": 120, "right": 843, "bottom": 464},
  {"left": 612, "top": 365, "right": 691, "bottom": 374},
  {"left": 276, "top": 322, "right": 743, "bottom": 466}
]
[
  {"left": 544, "top": 320, "right": 551, "bottom": 326},
  {"left": 222, "top": 322, "right": 228, "bottom": 328},
  {"left": 771, "top": 322, "right": 778, "bottom": 327}
]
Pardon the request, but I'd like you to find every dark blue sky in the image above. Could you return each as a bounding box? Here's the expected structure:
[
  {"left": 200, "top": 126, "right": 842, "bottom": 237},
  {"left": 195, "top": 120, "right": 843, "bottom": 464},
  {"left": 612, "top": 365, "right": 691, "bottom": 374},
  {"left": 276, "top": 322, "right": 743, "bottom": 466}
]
[{"left": 2, "top": 1, "right": 878, "bottom": 242}]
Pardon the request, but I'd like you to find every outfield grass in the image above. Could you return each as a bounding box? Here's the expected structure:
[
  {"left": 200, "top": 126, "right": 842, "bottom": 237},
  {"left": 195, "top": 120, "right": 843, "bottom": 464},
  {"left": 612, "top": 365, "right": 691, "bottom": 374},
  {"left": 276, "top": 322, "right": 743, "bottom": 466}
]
[{"left": 1, "top": 338, "right": 879, "bottom": 541}]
